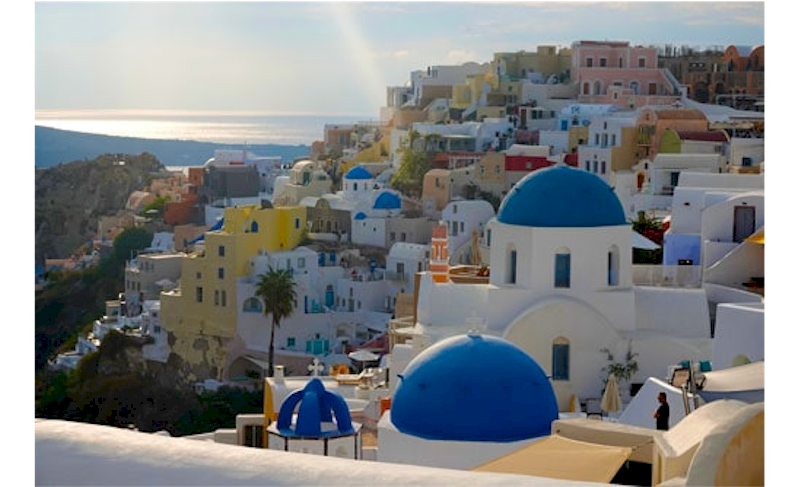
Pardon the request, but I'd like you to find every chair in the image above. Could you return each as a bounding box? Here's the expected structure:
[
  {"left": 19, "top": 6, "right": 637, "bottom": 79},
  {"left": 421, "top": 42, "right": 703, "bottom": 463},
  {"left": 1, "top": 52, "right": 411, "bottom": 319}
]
[{"left": 585, "top": 397, "right": 603, "bottom": 419}]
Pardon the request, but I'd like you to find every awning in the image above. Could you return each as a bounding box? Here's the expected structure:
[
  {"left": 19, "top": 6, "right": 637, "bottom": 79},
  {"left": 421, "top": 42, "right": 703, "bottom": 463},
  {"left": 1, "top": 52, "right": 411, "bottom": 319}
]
[
  {"left": 745, "top": 228, "right": 764, "bottom": 245},
  {"left": 242, "top": 355, "right": 270, "bottom": 371},
  {"left": 472, "top": 435, "right": 632, "bottom": 483},
  {"left": 632, "top": 231, "right": 661, "bottom": 250}
]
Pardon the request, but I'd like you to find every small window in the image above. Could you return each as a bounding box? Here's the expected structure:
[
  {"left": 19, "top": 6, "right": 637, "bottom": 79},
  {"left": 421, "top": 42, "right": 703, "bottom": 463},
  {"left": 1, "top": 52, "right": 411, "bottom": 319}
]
[
  {"left": 221, "top": 290, "right": 227, "bottom": 307},
  {"left": 295, "top": 218, "right": 300, "bottom": 229},
  {"left": 298, "top": 257, "right": 305, "bottom": 268},
  {"left": 214, "top": 290, "right": 219, "bottom": 306},
  {"left": 507, "top": 248, "right": 517, "bottom": 284},
  {"left": 555, "top": 252, "right": 571, "bottom": 288},
  {"left": 552, "top": 338, "right": 570, "bottom": 381},
  {"left": 218, "top": 246, "right": 225, "bottom": 257},
  {"left": 196, "top": 287, "right": 203, "bottom": 303},
  {"left": 218, "top": 267, "right": 224, "bottom": 279},
  {"left": 287, "top": 337, "right": 296, "bottom": 348}
]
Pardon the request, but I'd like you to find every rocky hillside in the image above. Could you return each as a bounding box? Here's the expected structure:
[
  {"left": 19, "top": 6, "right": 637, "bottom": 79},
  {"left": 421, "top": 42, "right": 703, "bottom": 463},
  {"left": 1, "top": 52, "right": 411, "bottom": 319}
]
[{"left": 35, "top": 152, "right": 166, "bottom": 266}]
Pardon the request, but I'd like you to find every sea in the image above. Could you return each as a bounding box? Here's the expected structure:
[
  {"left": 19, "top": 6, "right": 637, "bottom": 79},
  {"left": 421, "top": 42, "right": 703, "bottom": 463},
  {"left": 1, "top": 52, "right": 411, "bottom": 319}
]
[{"left": 35, "top": 109, "right": 375, "bottom": 147}]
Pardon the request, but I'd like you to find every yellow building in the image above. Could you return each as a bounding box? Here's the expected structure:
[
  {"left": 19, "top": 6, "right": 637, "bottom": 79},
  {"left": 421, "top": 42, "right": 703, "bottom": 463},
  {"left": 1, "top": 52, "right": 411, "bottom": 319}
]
[{"left": 160, "top": 204, "right": 307, "bottom": 384}]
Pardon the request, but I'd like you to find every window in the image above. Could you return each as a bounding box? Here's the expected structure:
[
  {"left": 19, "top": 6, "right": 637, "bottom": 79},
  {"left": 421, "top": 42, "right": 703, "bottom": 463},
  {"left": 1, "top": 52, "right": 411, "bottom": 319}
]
[
  {"left": 554, "top": 251, "right": 571, "bottom": 288},
  {"left": 453, "top": 204, "right": 458, "bottom": 214},
  {"left": 401, "top": 232, "right": 406, "bottom": 241},
  {"left": 638, "top": 57, "right": 646, "bottom": 68},
  {"left": 298, "top": 257, "right": 305, "bottom": 269},
  {"left": 390, "top": 232, "right": 396, "bottom": 241},
  {"left": 486, "top": 229, "right": 492, "bottom": 247},
  {"left": 451, "top": 221, "right": 459, "bottom": 237},
  {"left": 586, "top": 57, "right": 593, "bottom": 68},
  {"left": 601, "top": 161, "right": 606, "bottom": 174},
  {"left": 218, "top": 246, "right": 225, "bottom": 257},
  {"left": 294, "top": 218, "right": 300, "bottom": 229},
  {"left": 243, "top": 297, "right": 263, "bottom": 313},
  {"left": 221, "top": 290, "right": 227, "bottom": 307},
  {"left": 552, "top": 338, "right": 570, "bottom": 381},
  {"left": 196, "top": 287, "right": 203, "bottom": 303},
  {"left": 214, "top": 290, "right": 219, "bottom": 306},
  {"left": 608, "top": 246, "right": 619, "bottom": 286},
  {"left": 218, "top": 267, "right": 224, "bottom": 279},
  {"left": 287, "top": 337, "right": 296, "bottom": 348},
  {"left": 599, "top": 57, "right": 607, "bottom": 67},
  {"left": 507, "top": 247, "right": 517, "bottom": 284},
  {"left": 196, "top": 271, "right": 202, "bottom": 279}
]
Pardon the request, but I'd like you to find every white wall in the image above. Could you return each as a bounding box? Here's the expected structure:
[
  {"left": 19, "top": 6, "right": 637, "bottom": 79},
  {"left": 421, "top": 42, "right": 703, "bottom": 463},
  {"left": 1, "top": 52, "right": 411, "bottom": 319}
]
[
  {"left": 617, "top": 378, "right": 698, "bottom": 429},
  {"left": 38, "top": 419, "right": 584, "bottom": 486},
  {"left": 352, "top": 218, "right": 387, "bottom": 248},
  {"left": 711, "top": 303, "right": 764, "bottom": 369},
  {"left": 377, "top": 412, "right": 540, "bottom": 470}
]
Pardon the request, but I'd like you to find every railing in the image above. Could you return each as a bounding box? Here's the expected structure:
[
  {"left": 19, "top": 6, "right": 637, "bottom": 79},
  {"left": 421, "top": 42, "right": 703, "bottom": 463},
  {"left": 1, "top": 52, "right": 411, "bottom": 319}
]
[
  {"left": 632, "top": 265, "right": 702, "bottom": 288},
  {"left": 384, "top": 270, "right": 408, "bottom": 282}
]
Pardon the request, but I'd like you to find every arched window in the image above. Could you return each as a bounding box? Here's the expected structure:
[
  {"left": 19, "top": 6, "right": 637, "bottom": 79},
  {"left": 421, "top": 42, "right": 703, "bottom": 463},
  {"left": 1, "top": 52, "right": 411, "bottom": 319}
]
[
  {"left": 506, "top": 245, "right": 517, "bottom": 284},
  {"left": 608, "top": 245, "right": 620, "bottom": 286},
  {"left": 554, "top": 247, "right": 571, "bottom": 288},
  {"left": 552, "top": 337, "right": 570, "bottom": 381},
  {"left": 250, "top": 221, "right": 259, "bottom": 233},
  {"left": 243, "top": 297, "right": 263, "bottom": 313},
  {"left": 630, "top": 81, "right": 640, "bottom": 95}
]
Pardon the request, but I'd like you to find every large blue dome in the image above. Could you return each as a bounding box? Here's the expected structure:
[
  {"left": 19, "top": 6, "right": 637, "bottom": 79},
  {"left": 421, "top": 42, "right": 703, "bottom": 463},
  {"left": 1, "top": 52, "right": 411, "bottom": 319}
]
[
  {"left": 497, "top": 164, "right": 627, "bottom": 227},
  {"left": 391, "top": 334, "right": 558, "bottom": 442}
]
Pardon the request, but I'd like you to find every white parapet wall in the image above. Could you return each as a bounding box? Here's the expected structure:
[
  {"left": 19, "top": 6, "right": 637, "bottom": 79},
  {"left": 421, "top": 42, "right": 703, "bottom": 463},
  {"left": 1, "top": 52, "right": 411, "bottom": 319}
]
[{"left": 35, "top": 419, "right": 595, "bottom": 486}]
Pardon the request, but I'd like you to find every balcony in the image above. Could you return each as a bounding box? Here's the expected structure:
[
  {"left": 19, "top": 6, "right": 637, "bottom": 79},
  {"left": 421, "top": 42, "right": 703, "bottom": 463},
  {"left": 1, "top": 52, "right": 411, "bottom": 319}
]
[{"left": 384, "top": 270, "right": 408, "bottom": 283}]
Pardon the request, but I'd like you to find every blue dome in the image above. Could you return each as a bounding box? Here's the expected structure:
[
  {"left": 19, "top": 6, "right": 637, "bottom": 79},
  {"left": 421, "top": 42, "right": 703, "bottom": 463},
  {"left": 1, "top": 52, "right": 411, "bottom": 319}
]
[
  {"left": 373, "top": 191, "right": 401, "bottom": 210},
  {"left": 497, "top": 164, "right": 627, "bottom": 227},
  {"left": 391, "top": 334, "right": 558, "bottom": 442},
  {"left": 344, "top": 166, "right": 372, "bottom": 180},
  {"left": 354, "top": 212, "right": 367, "bottom": 220},
  {"left": 276, "top": 378, "right": 354, "bottom": 438}
]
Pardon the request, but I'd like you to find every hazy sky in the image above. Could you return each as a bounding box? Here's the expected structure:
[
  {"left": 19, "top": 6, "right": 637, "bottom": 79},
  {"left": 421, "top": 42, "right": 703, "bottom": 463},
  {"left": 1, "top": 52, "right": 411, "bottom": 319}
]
[{"left": 35, "top": 1, "right": 765, "bottom": 118}]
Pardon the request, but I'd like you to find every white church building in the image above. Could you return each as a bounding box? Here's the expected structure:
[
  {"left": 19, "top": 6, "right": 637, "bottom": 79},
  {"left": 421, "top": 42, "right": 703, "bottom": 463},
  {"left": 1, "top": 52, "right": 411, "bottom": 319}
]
[{"left": 414, "top": 164, "right": 713, "bottom": 407}]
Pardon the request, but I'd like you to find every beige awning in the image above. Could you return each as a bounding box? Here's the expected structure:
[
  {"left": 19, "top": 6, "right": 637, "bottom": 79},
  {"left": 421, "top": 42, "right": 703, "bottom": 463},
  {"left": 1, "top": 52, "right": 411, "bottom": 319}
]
[{"left": 472, "top": 435, "right": 632, "bottom": 483}]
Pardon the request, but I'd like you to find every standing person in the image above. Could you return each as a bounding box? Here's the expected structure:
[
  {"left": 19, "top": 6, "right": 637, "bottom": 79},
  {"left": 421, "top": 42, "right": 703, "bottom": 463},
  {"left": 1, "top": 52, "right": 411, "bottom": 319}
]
[{"left": 654, "top": 392, "right": 670, "bottom": 430}]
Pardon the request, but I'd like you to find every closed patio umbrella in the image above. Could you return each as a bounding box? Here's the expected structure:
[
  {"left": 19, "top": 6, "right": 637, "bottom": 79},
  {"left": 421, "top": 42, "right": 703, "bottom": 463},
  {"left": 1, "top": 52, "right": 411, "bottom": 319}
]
[{"left": 600, "top": 373, "right": 622, "bottom": 415}]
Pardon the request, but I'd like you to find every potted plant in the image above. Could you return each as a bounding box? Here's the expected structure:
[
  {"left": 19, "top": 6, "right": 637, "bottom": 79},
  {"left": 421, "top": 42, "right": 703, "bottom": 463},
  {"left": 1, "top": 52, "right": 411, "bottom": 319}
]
[{"left": 600, "top": 341, "right": 639, "bottom": 399}]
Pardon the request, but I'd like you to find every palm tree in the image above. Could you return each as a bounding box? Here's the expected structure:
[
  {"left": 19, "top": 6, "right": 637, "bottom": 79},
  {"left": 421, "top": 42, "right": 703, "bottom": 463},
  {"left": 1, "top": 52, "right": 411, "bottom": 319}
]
[{"left": 255, "top": 266, "right": 297, "bottom": 377}]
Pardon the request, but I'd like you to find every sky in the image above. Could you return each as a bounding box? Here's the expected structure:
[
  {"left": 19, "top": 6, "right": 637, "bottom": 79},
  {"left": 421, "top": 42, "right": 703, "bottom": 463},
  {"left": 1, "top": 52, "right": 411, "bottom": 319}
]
[{"left": 34, "top": 1, "right": 766, "bottom": 118}]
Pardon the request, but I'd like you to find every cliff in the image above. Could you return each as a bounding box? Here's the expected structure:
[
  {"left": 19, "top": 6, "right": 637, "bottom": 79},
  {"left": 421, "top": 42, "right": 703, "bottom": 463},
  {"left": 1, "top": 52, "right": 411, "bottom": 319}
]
[{"left": 35, "top": 152, "right": 165, "bottom": 266}]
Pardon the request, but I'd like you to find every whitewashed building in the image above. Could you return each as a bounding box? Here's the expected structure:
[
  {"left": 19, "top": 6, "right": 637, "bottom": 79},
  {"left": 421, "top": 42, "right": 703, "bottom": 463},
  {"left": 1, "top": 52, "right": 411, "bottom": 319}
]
[{"left": 440, "top": 199, "right": 495, "bottom": 265}]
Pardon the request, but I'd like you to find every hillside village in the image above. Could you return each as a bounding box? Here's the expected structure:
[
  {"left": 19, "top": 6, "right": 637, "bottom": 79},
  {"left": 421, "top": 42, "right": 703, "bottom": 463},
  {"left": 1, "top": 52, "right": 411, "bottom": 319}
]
[
  {"left": 42, "top": 37, "right": 764, "bottom": 395},
  {"left": 37, "top": 40, "right": 765, "bottom": 486}
]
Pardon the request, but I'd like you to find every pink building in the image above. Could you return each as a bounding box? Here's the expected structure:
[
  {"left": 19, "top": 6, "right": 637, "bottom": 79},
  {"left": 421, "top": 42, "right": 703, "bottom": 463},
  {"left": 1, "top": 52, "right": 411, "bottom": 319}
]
[{"left": 571, "top": 40, "right": 680, "bottom": 108}]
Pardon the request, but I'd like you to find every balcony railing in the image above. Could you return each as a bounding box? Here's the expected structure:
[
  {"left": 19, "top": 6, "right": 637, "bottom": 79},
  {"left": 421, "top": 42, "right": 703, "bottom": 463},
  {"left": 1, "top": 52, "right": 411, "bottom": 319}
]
[
  {"left": 384, "top": 270, "right": 408, "bottom": 282},
  {"left": 632, "top": 265, "right": 702, "bottom": 288}
]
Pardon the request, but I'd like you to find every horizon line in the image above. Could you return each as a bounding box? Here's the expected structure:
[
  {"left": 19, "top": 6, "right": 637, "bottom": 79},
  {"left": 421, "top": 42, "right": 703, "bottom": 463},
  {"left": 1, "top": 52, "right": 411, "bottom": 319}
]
[{"left": 35, "top": 108, "right": 378, "bottom": 120}]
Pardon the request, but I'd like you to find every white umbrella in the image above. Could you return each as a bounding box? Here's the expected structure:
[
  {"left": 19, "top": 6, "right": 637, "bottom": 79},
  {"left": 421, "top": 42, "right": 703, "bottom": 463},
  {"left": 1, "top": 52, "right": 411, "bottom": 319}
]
[
  {"left": 600, "top": 373, "right": 622, "bottom": 414},
  {"left": 348, "top": 349, "right": 379, "bottom": 362}
]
